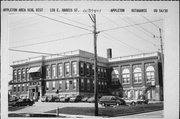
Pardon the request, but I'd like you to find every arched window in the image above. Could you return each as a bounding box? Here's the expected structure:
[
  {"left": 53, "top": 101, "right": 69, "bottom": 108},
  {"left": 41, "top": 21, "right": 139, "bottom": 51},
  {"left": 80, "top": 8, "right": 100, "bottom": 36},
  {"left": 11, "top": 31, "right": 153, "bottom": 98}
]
[
  {"left": 146, "top": 66, "right": 155, "bottom": 82},
  {"left": 133, "top": 67, "right": 142, "bottom": 83},
  {"left": 122, "top": 68, "right": 130, "bottom": 84}
]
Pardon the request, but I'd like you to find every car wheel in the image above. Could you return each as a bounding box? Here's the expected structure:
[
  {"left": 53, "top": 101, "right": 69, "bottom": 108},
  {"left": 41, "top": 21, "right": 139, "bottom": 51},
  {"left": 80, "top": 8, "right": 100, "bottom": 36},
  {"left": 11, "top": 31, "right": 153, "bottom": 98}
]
[
  {"left": 116, "top": 103, "right": 120, "bottom": 106},
  {"left": 131, "top": 102, "right": 136, "bottom": 106}
]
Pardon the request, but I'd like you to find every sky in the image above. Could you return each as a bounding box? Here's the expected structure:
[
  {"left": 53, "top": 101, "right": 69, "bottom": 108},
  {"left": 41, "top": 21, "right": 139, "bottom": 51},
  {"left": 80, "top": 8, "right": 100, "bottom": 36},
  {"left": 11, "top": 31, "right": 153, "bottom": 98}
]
[{"left": 8, "top": 14, "right": 163, "bottom": 79}]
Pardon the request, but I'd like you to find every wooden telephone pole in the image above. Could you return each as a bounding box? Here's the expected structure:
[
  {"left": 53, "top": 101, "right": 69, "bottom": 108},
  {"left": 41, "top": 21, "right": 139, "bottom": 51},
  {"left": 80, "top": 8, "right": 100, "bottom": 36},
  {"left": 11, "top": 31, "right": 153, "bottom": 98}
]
[{"left": 89, "top": 14, "right": 99, "bottom": 116}]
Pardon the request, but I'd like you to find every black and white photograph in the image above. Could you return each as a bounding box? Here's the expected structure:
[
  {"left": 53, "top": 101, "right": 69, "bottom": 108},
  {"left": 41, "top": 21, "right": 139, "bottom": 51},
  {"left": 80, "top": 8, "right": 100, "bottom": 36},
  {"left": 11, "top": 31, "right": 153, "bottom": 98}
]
[{"left": 1, "top": 1, "right": 179, "bottom": 119}]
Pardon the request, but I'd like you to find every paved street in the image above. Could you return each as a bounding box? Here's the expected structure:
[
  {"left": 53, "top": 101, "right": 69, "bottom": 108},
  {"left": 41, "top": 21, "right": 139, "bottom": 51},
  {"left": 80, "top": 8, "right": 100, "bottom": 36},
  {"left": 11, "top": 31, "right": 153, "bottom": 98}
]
[{"left": 9, "top": 102, "right": 163, "bottom": 118}]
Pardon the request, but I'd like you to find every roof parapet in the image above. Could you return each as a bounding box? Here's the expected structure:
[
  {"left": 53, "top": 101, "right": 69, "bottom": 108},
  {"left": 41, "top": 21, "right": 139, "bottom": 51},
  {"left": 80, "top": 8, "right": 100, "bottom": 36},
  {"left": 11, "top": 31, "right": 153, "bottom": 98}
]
[{"left": 108, "top": 52, "right": 160, "bottom": 62}]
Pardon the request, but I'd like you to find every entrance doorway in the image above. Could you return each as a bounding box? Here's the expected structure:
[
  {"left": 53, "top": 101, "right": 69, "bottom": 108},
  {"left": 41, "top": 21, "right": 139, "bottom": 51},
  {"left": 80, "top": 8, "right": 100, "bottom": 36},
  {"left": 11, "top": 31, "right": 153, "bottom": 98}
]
[{"left": 29, "top": 87, "right": 39, "bottom": 101}]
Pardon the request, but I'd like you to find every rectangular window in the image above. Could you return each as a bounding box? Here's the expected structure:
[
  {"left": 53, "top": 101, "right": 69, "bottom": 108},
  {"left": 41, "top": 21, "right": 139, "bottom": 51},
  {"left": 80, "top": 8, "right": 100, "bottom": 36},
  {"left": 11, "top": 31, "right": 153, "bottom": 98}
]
[
  {"left": 46, "top": 65, "right": 50, "bottom": 79},
  {"left": 57, "top": 64, "right": 63, "bottom": 77},
  {"left": 101, "top": 68, "right": 103, "bottom": 78},
  {"left": 17, "top": 69, "right": 21, "bottom": 82},
  {"left": 59, "top": 81, "right": 62, "bottom": 90},
  {"left": 81, "top": 79, "right": 84, "bottom": 90},
  {"left": 46, "top": 82, "right": 49, "bottom": 90},
  {"left": 98, "top": 82, "right": 101, "bottom": 91},
  {"left": 103, "top": 69, "right": 106, "bottom": 78},
  {"left": 134, "top": 73, "right": 142, "bottom": 83},
  {"left": 13, "top": 85, "right": 16, "bottom": 92},
  {"left": 18, "top": 85, "right": 20, "bottom": 92},
  {"left": 87, "top": 79, "right": 90, "bottom": 91},
  {"left": 102, "top": 82, "right": 104, "bottom": 91},
  {"left": 22, "top": 84, "right": 25, "bottom": 92},
  {"left": 92, "top": 80, "right": 94, "bottom": 90},
  {"left": 26, "top": 84, "right": 29, "bottom": 91},
  {"left": 52, "top": 81, "right": 55, "bottom": 90},
  {"left": 86, "top": 64, "right": 90, "bottom": 76},
  {"left": 22, "top": 68, "right": 25, "bottom": 81},
  {"left": 98, "top": 67, "right": 101, "bottom": 77},
  {"left": 72, "top": 62, "right": 77, "bottom": 75},
  {"left": 104, "top": 82, "right": 106, "bottom": 89},
  {"left": 146, "top": 72, "right": 155, "bottom": 82},
  {"left": 73, "top": 79, "right": 76, "bottom": 90},
  {"left": 26, "top": 68, "right": 29, "bottom": 81},
  {"left": 80, "top": 62, "right": 84, "bottom": 75},
  {"left": 65, "top": 80, "right": 69, "bottom": 90},
  {"left": 13, "top": 70, "right": 17, "bottom": 82},
  {"left": 65, "top": 63, "right": 70, "bottom": 76},
  {"left": 122, "top": 74, "right": 130, "bottom": 84},
  {"left": 51, "top": 64, "right": 56, "bottom": 78},
  {"left": 91, "top": 65, "right": 94, "bottom": 76}
]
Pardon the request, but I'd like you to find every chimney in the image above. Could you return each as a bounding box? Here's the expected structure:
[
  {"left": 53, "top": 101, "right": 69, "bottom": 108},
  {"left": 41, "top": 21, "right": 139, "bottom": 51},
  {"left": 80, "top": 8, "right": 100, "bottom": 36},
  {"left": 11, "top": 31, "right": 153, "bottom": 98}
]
[{"left": 107, "top": 48, "right": 112, "bottom": 59}]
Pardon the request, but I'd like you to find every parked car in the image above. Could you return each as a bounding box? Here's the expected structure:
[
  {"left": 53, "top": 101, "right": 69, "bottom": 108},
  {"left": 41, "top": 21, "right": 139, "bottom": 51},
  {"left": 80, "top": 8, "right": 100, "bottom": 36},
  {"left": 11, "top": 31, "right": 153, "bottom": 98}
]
[
  {"left": 47, "top": 95, "right": 54, "bottom": 102},
  {"left": 69, "top": 95, "right": 82, "bottom": 102},
  {"left": 41, "top": 96, "right": 47, "bottom": 102},
  {"left": 87, "top": 97, "right": 95, "bottom": 103},
  {"left": 60, "top": 96, "right": 70, "bottom": 102},
  {"left": 10, "top": 98, "right": 34, "bottom": 107},
  {"left": 99, "top": 96, "right": 126, "bottom": 106},
  {"left": 81, "top": 97, "right": 89, "bottom": 102},
  {"left": 124, "top": 99, "right": 148, "bottom": 105},
  {"left": 54, "top": 96, "right": 60, "bottom": 102}
]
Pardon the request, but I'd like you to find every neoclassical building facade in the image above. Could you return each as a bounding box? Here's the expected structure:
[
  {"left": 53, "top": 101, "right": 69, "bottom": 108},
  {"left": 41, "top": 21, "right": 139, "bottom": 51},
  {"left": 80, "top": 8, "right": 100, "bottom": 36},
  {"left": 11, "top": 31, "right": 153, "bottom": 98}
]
[{"left": 9, "top": 49, "right": 163, "bottom": 101}]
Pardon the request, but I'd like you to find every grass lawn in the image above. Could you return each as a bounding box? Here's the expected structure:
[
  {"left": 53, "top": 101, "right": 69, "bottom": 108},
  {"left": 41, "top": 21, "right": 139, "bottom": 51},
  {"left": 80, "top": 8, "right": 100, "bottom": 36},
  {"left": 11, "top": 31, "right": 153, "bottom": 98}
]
[{"left": 45, "top": 103, "right": 163, "bottom": 117}]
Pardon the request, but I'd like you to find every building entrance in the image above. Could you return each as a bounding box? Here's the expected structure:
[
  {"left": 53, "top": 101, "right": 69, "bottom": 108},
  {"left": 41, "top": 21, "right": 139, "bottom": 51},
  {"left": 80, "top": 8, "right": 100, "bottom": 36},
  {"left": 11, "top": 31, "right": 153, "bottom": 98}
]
[{"left": 29, "top": 86, "right": 39, "bottom": 101}]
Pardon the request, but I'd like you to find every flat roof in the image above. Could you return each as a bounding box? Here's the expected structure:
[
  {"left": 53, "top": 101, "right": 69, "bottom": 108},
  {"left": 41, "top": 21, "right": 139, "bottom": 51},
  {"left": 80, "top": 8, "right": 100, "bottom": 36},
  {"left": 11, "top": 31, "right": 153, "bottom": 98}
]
[{"left": 11, "top": 50, "right": 161, "bottom": 66}]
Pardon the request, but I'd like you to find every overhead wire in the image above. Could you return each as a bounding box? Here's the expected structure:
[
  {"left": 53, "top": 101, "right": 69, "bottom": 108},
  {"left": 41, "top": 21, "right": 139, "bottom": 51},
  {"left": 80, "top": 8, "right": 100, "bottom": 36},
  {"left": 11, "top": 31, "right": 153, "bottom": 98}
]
[
  {"left": 36, "top": 14, "right": 93, "bottom": 32},
  {"left": 100, "top": 19, "right": 163, "bottom": 33},
  {"left": 142, "top": 16, "right": 164, "bottom": 32},
  {"left": 10, "top": 17, "right": 46, "bottom": 30},
  {"left": 102, "top": 15, "right": 159, "bottom": 48},
  {"left": 10, "top": 32, "right": 92, "bottom": 49},
  {"left": 102, "top": 32, "right": 144, "bottom": 53},
  {"left": 10, "top": 28, "right": 81, "bottom": 44},
  {"left": 55, "top": 14, "right": 92, "bottom": 28},
  {"left": 124, "top": 16, "right": 156, "bottom": 38},
  {"left": 9, "top": 49, "right": 57, "bottom": 55}
]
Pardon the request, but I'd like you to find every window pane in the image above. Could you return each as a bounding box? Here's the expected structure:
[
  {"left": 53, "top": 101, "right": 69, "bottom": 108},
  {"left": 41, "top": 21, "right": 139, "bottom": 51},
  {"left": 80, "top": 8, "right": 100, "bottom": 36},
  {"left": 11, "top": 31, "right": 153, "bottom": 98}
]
[
  {"left": 58, "top": 64, "right": 63, "bottom": 77},
  {"left": 46, "top": 66, "right": 50, "bottom": 79},
  {"left": 52, "top": 64, "right": 56, "bottom": 78},
  {"left": 73, "top": 79, "right": 76, "bottom": 89},
  {"left": 65, "top": 63, "right": 70, "bottom": 75},
  {"left": 72, "top": 62, "right": 77, "bottom": 75},
  {"left": 81, "top": 79, "right": 84, "bottom": 90},
  {"left": 52, "top": 81, "right": 55, "bottom": 90}
]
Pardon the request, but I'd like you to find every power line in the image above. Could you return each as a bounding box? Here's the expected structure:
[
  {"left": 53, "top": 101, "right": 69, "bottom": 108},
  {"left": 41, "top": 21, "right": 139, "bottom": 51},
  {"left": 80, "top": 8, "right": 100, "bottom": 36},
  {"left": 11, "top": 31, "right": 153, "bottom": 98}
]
[
  {"left": 100, "top": 19, "right": 163, "bottom": 33},
  {"left": 142, "top": 16, "right": 164, "bottom": 32},
  {"left": 55, "top": 14, "right": 92, "bottom": 28},
  {"left": 9, "top": 48, "right": 57, "bottom": 55},
  {"left": 102, "top": 32, "right": 144, "bottom": 53},
  {"left": 102, "top": 15, "right": 159, "bottom": 47},
  {"left": 10, "top": 32, "right": 92, "bottom": 49},
  {"left": 10, "top": 17, "right": 46, "bottom": 30},
  {"left": 10, "top": 28, "right": 80, "bottom": 44},
  {"left": 36, "top": 14, "right": 93, "bottom": 32},
  {"left": 124, "top": 16, "right": 156, "bottom": 37}
]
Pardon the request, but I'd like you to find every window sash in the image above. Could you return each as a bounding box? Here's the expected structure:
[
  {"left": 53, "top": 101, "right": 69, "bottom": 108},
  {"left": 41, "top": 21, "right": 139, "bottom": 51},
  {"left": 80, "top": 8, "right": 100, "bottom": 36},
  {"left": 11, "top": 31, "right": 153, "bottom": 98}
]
[
  {"left": 65, "top": 63, "right": 70, "bottom": 75},
  {"left": 52, "top": 65, "right": 56, "bottom": 78},
  {"left": 58, "top": 64, "right": 63, "bottom": 77}
]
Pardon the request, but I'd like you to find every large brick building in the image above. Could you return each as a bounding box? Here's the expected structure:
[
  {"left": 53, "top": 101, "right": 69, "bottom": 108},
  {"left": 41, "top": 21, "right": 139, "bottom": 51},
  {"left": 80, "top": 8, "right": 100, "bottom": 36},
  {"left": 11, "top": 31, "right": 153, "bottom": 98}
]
[{"left": 9, "top": 49, "right": 163, "bottom": 101}]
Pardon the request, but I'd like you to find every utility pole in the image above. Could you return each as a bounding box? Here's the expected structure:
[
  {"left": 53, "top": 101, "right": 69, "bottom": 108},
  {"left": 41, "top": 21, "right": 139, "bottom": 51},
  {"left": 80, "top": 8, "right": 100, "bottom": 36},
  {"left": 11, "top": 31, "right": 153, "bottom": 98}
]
[
  {"left": 89, "top": 14, "right": 99, "bottom": 116},
  {"left": 159, "top": 28, "right": 164, "bottom": 80}
]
